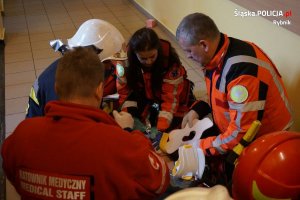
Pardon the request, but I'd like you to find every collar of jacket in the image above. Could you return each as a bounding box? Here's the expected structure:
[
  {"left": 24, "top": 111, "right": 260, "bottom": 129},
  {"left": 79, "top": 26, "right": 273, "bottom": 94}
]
[
  {"left": 205, "top": 33, "right": 230, "bottom": 71},
  {"left": 44, "top": 101, "right": 119, "bottom": 126}
]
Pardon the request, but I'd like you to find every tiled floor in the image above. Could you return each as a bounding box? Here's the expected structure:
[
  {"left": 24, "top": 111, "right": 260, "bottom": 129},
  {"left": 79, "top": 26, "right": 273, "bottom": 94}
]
[{"left": 4, "top": 0, "right": 206, "bottom": 136}]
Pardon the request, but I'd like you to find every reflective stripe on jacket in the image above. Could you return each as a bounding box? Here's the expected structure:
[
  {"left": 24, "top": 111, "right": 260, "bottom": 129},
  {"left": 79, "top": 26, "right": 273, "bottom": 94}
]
[
  {"left": 193, "top": 34, "right": 293, "bottom": 156},
  {"left": 118, "top": 40, "right": 193, "bottom": 131},
  {"left": 26, "top": 59, "right": 59, "bottom": 118},
  {"left": 26, "top": 59, "right": 120, "bottom": 118}
]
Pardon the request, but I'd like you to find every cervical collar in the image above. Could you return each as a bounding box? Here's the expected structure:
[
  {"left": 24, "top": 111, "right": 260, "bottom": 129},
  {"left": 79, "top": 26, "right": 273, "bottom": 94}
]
[
  {"left": 172, "top": 144, "right": 206, "bottom": 180},
  {"left": 159, "top": 117, "right": 213, "bottom": 154}
]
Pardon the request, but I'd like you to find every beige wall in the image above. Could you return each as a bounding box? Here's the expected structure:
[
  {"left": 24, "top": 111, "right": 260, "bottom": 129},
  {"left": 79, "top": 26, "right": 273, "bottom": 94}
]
[{"left": 134, "top": 0, "right": 300, "bottom": 131}]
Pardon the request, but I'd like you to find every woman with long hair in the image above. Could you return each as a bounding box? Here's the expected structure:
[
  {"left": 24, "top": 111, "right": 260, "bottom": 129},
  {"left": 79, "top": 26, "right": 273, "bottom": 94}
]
[{"left": 117, "top": 27, "right": 195, "bottom": 132}]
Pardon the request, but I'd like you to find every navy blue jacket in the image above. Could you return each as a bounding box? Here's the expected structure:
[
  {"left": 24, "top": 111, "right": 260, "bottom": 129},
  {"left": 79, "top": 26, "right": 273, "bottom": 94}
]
[
  {"left": 26, "top": 59, "right": 59, "bottom": 118},
  {"left": 26, "top": 59, "right": 119, "bottom": 118}
]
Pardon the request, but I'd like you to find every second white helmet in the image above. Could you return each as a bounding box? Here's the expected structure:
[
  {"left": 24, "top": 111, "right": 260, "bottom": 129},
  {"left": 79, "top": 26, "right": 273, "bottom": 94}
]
[{"left": 68, "top": 19, "right": 126, "bottom": 61}]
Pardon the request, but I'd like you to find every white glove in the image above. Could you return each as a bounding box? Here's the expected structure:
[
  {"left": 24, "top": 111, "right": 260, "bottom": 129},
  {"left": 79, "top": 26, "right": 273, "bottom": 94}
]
[
  {"left": 112, "top": 110, "right": 134, "bottom": 129},
  {"left": 181, "top": 110, "right": 199, "bottom": 128}
]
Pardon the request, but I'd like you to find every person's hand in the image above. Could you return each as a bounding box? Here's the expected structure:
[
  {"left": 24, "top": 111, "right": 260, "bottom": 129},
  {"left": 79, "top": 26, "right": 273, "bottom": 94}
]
[
  {"left": 181, "top": 110, "right": 199, "bottom": 128},
  {"left": 112, "top": 110, "right": 134, "bottom": 129}
]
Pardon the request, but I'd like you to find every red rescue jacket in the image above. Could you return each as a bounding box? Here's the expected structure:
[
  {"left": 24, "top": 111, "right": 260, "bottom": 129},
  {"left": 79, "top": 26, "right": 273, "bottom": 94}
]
[
  {"left": 117, "top": 40, "right": 194, "bottom": 131},
  {"left": 2, "top": 101, "right": 170, "bottom": 199}
]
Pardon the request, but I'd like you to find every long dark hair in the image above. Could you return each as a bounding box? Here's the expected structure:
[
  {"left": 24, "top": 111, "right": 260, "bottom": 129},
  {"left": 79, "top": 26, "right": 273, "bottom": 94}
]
[{"left": 126, "top": 27, "right": 181, "bottom": 95}]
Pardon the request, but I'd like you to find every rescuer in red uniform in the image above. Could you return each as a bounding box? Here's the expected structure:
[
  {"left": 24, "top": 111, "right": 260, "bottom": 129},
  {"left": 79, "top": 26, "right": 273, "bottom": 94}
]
[
  {"left": 2, "top": 47, "right": 170, "bottom": 200},
  {"left": 117, "top": 27, "right": 195, "bottom": 132}
]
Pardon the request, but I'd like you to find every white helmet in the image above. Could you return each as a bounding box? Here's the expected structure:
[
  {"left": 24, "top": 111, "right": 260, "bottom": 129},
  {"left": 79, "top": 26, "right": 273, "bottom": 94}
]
[{"left": 68, "top": 19, "right": 127, "bottom": 61}]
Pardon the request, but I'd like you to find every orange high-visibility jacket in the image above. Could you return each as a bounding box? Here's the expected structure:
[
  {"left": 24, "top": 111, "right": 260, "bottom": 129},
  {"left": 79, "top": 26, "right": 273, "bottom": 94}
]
[
  {"left": 193, "top": 34, "right": 293, "bottom": 156},
  {"left": 117, "top": 40, "right": 193, "bottom": 131}
]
